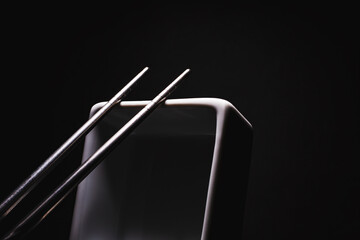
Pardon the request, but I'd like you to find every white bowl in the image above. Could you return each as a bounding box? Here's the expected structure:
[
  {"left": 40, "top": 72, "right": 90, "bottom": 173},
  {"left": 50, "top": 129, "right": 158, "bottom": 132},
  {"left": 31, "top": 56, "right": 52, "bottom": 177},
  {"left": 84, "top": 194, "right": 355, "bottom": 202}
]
[{"left": 70, "top": 98, "right": 252, "bottom": 240}]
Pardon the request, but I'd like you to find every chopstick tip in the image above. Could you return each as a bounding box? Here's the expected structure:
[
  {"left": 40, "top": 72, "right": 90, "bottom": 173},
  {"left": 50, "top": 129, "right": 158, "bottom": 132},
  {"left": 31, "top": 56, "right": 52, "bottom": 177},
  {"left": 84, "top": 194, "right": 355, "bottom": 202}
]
[{"left": 181, "top": 68, "right": 190, "bottom": 76}]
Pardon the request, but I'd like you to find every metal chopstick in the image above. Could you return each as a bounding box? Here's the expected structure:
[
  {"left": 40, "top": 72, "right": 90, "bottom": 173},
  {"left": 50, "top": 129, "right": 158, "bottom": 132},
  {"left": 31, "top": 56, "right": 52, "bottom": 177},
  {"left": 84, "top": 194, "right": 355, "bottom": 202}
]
[
  {"left": 2, "top": 69, "right": 190, "bottom": 240},
  {"left": 0, "top": 67, "right": 149, "bottom": 220}
]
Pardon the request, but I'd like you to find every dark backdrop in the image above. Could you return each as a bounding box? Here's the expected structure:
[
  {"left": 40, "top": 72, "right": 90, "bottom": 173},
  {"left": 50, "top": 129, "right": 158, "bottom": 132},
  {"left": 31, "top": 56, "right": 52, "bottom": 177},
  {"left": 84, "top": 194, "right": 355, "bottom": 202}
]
[{"left": 1, "top": 3, "right": 359, "bottom": 239}]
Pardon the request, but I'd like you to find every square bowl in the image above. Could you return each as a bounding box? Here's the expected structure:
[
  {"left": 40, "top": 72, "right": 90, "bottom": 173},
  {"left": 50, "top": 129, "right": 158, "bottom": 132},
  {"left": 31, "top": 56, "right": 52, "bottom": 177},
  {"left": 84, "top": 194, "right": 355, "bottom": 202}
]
[{"left": 70, "top": 98, "right": 252, "bottom": 240}]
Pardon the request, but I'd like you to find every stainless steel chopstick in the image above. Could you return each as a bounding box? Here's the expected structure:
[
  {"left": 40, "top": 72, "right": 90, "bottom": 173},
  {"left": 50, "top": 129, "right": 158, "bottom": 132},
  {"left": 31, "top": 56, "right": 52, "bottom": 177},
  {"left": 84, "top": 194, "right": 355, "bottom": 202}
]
[
  {"left": 0, "top": 67, "right": 149, "bottom": 220},
  {"left": 2, "top": 69, "right": 190, "bottom": 240}
]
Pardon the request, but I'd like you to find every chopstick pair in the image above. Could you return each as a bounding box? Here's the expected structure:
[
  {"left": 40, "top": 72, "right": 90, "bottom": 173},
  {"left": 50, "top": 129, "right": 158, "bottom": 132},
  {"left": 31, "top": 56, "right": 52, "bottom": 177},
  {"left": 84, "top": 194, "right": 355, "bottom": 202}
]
[{"left": 0, "top": 67, "right": 190, "bottom": 239}]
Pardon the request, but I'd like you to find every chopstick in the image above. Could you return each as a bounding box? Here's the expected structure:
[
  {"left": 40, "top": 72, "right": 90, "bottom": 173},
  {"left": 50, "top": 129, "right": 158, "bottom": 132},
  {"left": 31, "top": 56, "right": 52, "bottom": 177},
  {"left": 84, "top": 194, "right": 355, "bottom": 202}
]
[
  {"left": 0, "top": 67, "right": 149, "bottom": 220},
  {"left": 2, "top": 69, "right": 190, "bottom": 240}
]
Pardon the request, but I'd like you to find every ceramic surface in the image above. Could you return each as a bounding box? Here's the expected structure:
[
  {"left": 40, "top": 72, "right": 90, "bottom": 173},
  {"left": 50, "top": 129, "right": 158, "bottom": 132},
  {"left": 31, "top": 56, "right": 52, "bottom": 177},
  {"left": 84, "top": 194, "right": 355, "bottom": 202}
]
[{"left": 70, "top": 98, "right": 252, "bottom": 240}]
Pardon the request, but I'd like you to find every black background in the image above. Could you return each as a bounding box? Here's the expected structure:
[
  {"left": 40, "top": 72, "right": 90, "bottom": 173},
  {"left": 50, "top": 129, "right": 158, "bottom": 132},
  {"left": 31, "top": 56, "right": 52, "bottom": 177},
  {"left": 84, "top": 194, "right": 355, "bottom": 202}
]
[{"left": 1, "top": 3, "right": 359, "bottom": 239}]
